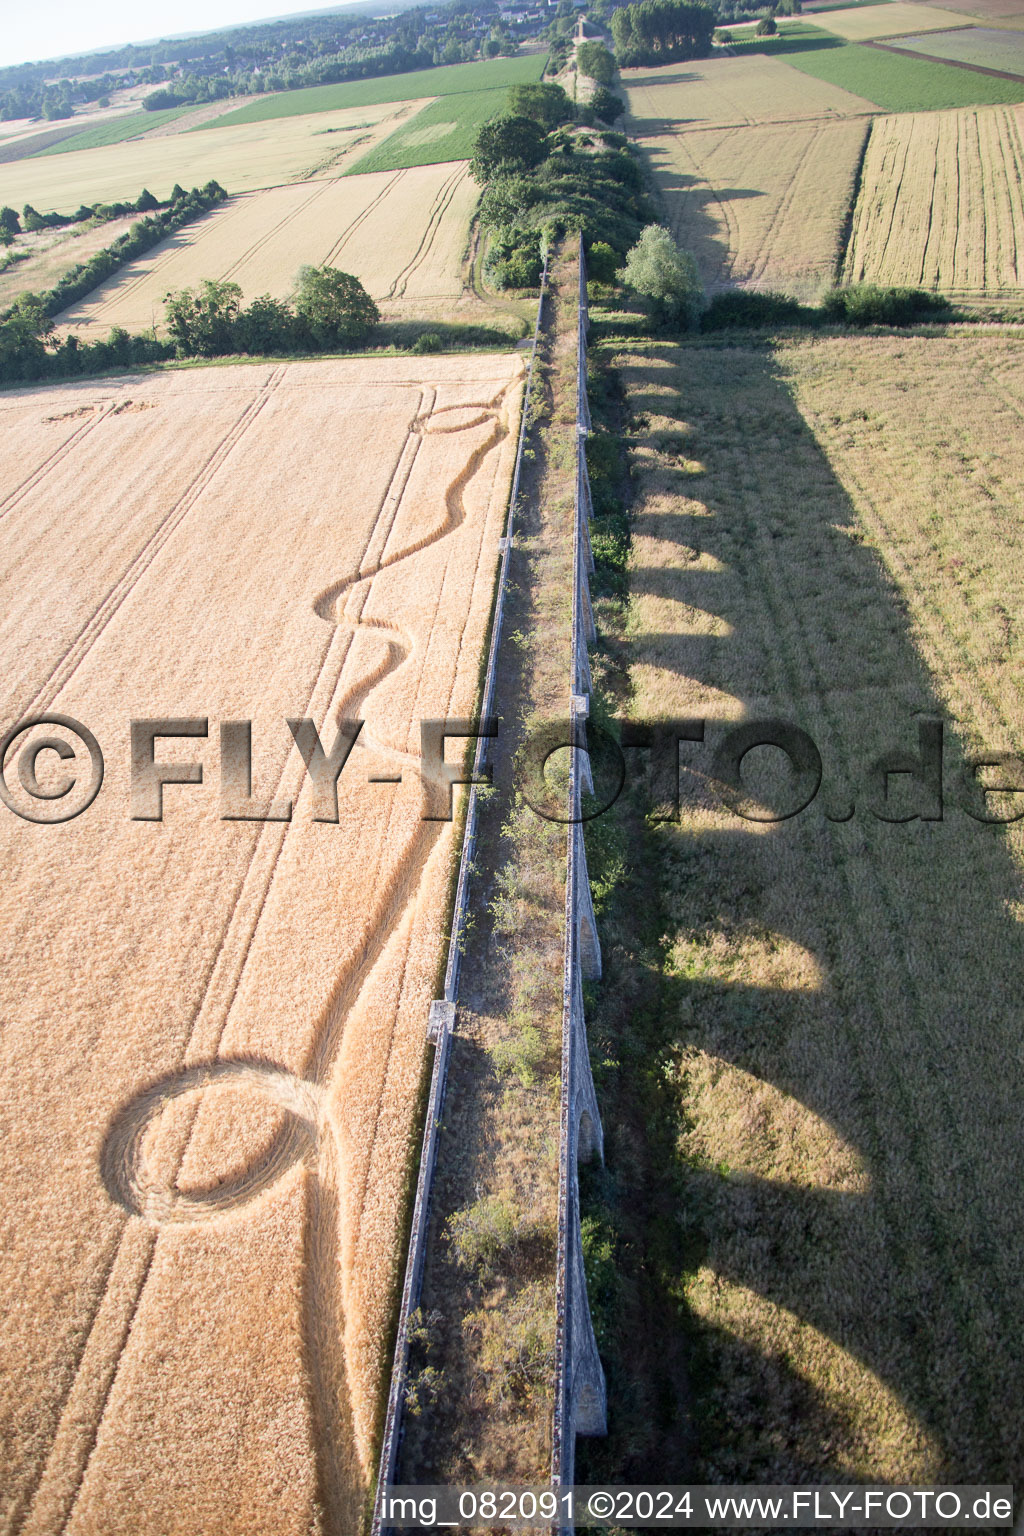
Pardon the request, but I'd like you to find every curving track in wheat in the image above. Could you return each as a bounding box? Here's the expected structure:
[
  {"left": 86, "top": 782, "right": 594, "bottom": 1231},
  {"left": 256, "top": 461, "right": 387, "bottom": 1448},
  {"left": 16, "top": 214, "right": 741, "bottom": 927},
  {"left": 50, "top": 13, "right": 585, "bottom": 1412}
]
[{"left": 0, "top": 353, "right": 523, "bottom": 1536}]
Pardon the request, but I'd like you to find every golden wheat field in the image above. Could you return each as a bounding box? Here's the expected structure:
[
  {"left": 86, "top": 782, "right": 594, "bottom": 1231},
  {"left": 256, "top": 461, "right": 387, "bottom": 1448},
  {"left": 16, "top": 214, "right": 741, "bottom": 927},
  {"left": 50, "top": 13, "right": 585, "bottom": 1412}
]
[
  {"left": 623, "top": 52, "right": 876, "bottom": 134},
  {"left": 0, "top": 99, "right": 424, "bottom": 213},
  {"left": 843, "top": 105, "right": 1024, "bottom": 292},
  {"left": 810, "top": 1, "right": 975, "bottom": 36},
  {"left": 0, "top": 351, "right": 523, "bottom": 1535},
  {"left": 59, "top": 164, "right": 479, "bottom": 338},
  {"left": 616, "top": 331, "right": 1024, "bottom": 1485},
  {"left": 643, "top": 117, "right": 868, "bottom": 298}
]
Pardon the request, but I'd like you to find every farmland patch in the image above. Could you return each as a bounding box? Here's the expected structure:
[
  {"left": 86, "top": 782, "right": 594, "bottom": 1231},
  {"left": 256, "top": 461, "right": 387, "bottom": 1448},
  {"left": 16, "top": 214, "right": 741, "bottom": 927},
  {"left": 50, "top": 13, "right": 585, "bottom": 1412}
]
[
  {"left": 842, "top": 106, "right": 1024, "bottom": 291},
  {"left": 0, "top": 100, "right": 421, "bottom": 214},
  {"left": 784, "top": 33, "right": 1024, "bottom": 104},
  {"left": 622, "top": 51, "right": 877, "bottom": 132},
  {"left": 810, "top": 1, "right": 978, "bottom": 36},
  {"left": 605, "top": 330, "right": 1024, "bottom": 1487},
  {"left": 202, "top": 53, "right": 547, "bottom": 129},
  {"left": 57, "top": 163, "right": 479, "bottom": 339},
  {"left": 639, "top": 116, "right": 868, "bottom": 298},
  {"left": 0, "top": 350, "right": 524, "bottom": 1533},
  {"left": 347, "top": 90, "right": 510, "bottom": 173},
  {"left": 883, "top": 24, "right": 1024, "bottom": 71}
]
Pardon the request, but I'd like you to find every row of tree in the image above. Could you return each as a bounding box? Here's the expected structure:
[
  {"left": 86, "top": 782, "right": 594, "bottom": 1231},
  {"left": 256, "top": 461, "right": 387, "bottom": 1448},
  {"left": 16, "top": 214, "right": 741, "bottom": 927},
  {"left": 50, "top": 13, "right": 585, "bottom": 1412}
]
[
  {"left": 162, "top": 268, "right": 379, "bottom": 356},
  {"left": 0, "top": 187, "right": 166, "bottom": 247},
  {"left": 610, "top": 0, "right": 716, "bottom": 65}
]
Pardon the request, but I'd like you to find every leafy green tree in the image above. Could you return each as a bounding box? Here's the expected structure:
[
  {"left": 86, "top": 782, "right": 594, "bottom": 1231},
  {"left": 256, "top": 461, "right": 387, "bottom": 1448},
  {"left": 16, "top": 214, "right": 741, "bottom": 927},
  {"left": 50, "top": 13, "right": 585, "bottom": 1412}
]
[
  {"left": 235, "top": 294, "right": 299, "bottom": 354},
  {"left": 164, "top": 278, "right": 243, "bottom": 356},
  {"left": 755, "top": 16, "right": 777, "bottom": 34},
  {"left": 590, "top": 86, "right": 624, "bottom": 121},
  {"left": 293, "top": 265, "right": 379, "bottom": 347},
  {"left": 507, "top": 81, "right": 573, "bottom": 129},
  {"left": 470, "top": 114, "right": 550, "bottom": 181},
  {"left": 576, "top": 40, "right": 616, "bottom": 82},
  {"left": 618, "top": 223, "right": 704, "bottom": 328}
]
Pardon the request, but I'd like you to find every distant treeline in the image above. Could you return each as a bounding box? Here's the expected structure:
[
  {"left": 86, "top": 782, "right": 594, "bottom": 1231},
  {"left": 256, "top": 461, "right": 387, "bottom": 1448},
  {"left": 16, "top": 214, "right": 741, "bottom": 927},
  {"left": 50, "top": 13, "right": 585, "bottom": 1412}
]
[{"left": 0, "top": 0, "right": 522, "bottom": 122}]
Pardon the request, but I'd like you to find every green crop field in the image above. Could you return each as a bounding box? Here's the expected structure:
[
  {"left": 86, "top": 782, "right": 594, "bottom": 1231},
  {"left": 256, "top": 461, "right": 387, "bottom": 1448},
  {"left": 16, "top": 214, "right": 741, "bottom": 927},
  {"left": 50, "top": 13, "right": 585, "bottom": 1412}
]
[
  {"left": 201, "top": 53, "right": 546, "bottom": 130},
  {"left": 30, "top": 107, "right": 194, "bottom": 157},
  {"left": 346, "top": 90, "right": 506, "bottom": 173},
  {"left": 783, "top": 35, "right": 1024, "bottom": 105}
]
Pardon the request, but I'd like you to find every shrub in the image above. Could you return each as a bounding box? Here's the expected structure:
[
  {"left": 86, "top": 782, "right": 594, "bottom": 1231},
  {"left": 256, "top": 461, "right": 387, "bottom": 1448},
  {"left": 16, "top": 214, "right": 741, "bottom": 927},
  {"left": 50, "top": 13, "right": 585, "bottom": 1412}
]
[
  {"left": 586, "top": 239, "right": 621, "bottom": 284},
  {"left": 144, "top": 90, "right": 185, "bottom": 110},
  {"left": 447, "top": 1193, "right": 524, "bottom": 1276},
  {"left": 590, "top": 87, "right": 624, "bottom": 122},
  {"left": 165, "top": 278, "right": 243, "bottom": 357},
  {"left": 234, "top": 294, "right": 299, "bottom": 354},
  {"left": 485, "top": 226, "right": 544, "bottom": 289},
  {"left": 701, "top": 288, "right": 813, "bottom": 329},
  {"left": 491, "top": 1023, "right": 547, "bottom": 1085},
  {"left": 411, "top": 330, "right": 443, "bottom": 353},
  {"left": 822, "top": 283, "right": 952, "bottom": 327},
  {"left": 755, "top": 15, "right": 777, "bottom": 35},
  {"left": 465, "top": 1281, "right": 555, "bottom": 1405}
]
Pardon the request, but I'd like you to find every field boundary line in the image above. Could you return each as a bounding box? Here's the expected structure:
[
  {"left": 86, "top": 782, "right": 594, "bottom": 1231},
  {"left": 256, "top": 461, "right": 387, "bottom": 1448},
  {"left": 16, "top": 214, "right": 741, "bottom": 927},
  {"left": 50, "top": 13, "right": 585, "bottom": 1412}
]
[
  {"left": 863, "top": 36, "right": 1024, "bottom": 83},
  {"left": 371, "top": 251, "right": 549, "bottom": 1536}
]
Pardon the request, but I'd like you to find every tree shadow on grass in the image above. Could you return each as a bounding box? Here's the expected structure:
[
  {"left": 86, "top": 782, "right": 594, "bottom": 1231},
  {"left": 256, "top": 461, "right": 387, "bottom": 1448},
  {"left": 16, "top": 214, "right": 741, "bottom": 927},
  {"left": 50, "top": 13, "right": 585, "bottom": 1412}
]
[{"left": 579, "top": 338, "right": 1024, "bottom": 1491}]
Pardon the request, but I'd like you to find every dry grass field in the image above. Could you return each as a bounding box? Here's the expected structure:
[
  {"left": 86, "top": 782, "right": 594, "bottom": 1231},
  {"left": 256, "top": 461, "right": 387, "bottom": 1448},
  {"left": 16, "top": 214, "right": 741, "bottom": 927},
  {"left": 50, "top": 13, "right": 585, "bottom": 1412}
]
[
  {"left": 58, "top": 164, "right": 479, "bottom": 338},
  {"left": 612, "top": 330, "right": 1024, "bottom": 1484},
  {"left": 811, "top": 1, "right": 977, "bottom": 35},
  {"left": 623, "top": 52, "right": 877, "bottom": 132},
  {"left": 0, "top": 216, "right": 140, "bottom": 311},
  {"left": 0, "top": 99, "right": 423, "bottom": 213},
  {"left": 0, "top": 351, "right": 523, "bottom": 1535},
  {"left": 641, "top": 117, "right": 868, "bottom": 298},
  {"left": 843, "top": 105, "right": 1024, "bottom": 291}
]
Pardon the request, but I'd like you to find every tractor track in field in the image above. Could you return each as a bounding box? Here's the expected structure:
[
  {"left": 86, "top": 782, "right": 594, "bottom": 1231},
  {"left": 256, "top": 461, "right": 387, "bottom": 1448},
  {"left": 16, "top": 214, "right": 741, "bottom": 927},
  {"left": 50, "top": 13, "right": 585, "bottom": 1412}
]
[{"left": 10, "top": 366, "right": 523, "bottom": 1536}]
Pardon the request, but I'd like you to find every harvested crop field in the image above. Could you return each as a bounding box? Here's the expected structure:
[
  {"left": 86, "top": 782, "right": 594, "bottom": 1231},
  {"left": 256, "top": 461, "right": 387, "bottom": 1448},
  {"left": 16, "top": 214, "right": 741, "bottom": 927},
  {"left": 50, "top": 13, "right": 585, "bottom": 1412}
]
[
  {"left": 0, "top": 100, "right": 422, "bottom": 214},
  {"left": 59, "top": 165, "right": 479, "bottom": 338},
  {"left": 885, "top": 23, "right": 1024, "bottom": 70},
  {"left": 606, "top": 330, "right": 1024, "bottom": 1485},
  {"left": 810, "top": 1, "right": 974, "bottom": 36},
  {"left": 842, "top": 105, "right": 1024, "bottom": 290},
  {"left": 622, "top": 52, "right": 877, "bottom": 133},
  {"left": 0, "top": 351, "right": 524, "bottom": 1535},
  {"left": 641, "top": 117, "right": 868, "bottom": 298}
]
